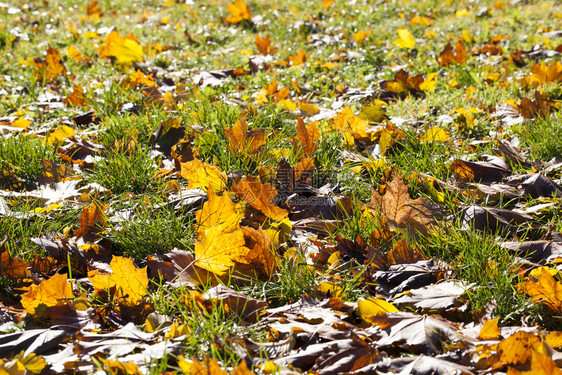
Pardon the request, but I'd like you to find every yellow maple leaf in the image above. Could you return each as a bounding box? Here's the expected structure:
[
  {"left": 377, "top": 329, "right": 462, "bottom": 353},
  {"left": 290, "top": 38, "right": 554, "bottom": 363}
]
[
  {"left": 194, "top": 226, "right": 249, "bottom": 276},
  {"left": 89, "top": 256, "right": 148, "bottom": 305},
  {"left": 354, "top": 30, "right": 370, "bottom": 44},
  {"left": 98, "top": 31, "right": 143, "bottom": 65},
  {"left": 420, "top": 127, "right": 450, "bottom": 143},
  {"left": 21, "top": 273, "right": 73, "bottom": 315},
  {"left": 420, "top": 72, "right": 438, "bottom": 92},
  {"left": 357, "top": 298, "right": 398, "bottom": 321},
  {"left": 43, "top": 125, "right": 75, "bottom": 145},
  {"left": 478, "top": 317, "right": 501, "bottom": 340},
  {"left": 396, "top": 28, "right": 416, "bottom": 49},
  {"left": 180, "top": 158, "right": 227, "bottom": 192},
  {"left": 10, "top": 117, "right": 33, "bottom": 129},
  {"left": 330, "top": 107, "right": 368, "bottom": 140},
  {"left": 225, "top": 0, "right": 251, "bottom": 24},
  {"left": 196, "top": 190, "right": 243, "bottom": 236}
]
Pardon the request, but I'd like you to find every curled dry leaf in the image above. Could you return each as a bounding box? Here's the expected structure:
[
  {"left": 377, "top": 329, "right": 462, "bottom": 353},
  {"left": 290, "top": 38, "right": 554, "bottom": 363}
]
[
  {"left": 74, "top": 202, "right": 108, "bottom": 238},
  {"left": 369, "top": 312, "right": 461, "bottom": 355}
]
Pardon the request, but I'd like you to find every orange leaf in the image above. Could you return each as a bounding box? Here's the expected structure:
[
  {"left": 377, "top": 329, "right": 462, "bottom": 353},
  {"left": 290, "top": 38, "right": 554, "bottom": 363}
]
[
  {"left": 239, "top": 226, "right": 277, "bottom": 278},
  {"left": 224, "top": 118, "right": 266, "bottom": 154},
  {"left": 232, "top": 176, "right": 288, "bottom": 222},
  {"left": 255, "top": 35, "right": 277, "bottom": 55},
  {"left": 191, "top": 357, "right": 227, "bottom": 375},
  {"left": 0, "top": 251, "right": 30, "bottom": 279},
  {"left": 497, "top": 331, "right": 544, "bottom": 366},
  {"left": 63, "top": 85, "right": 88, "bottom": 107},
  {"left": 33, "top": 46, "right": 66, "bottom": 81},
  {"left": 506, "top": 350, "right": 562, "bottom": 375},
  {"left": 520, "top": 267, "right": 562, "bottom": 312},
  {"left": 386, "top": 239, "right": 427, "bottom": 265},
  {"left": 478, "top": 317, "right": 501, "bottom": 340},
  {"left": 438, "top": 40, "right": 469, "bottom": 67},
  {"left": 74, "top": 202, "right": 108, "bottom": 238},
  {"left": 293, "top": 117, "right": 320, "bottom": 156},
  {"left": 89, "top": 256, "right": 148, "bottom": 305},
  {"left": 545, "top": 331, "right": 562, "bottom": 349},
  {"left": 367, "top": 175, "right": 441, "bottom": 235},
  {"left": 225, "top": 0, "right": 251, "bottom": 24},
  {"left": 21, "top": 273, "right": 73, "bottom": 315}
]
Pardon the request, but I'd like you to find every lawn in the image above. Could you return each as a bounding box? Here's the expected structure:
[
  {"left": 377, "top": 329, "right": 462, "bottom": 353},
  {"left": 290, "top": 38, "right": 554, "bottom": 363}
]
[{"left": 0, "top": 0, "right": 561, "bottom": 373}]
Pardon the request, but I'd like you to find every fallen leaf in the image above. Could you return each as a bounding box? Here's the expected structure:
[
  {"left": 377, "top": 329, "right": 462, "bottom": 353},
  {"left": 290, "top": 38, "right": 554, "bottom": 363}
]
[
  {"left": 89, "top": 255, "right": 148, "bottom": 306},
  {"left": 194, "top": 226, "right": 249, "bottom": 276},
  {"left": 451, "top": 159, "right": 510, "bottom": 183},
  {"left": 180, "top": 158, "right": 227, "bottom": 192},
  {"left": 232, "top": 176, "right": 288, "bottom": 222},
  {"left": 63, "top": 85, "right": 88, "bottom": 107},
  {"left": 367, "top": 175, "right": 443, "bottom": 235},
  {"left": 239, "top": 226, "right": 277, "bottom": 279},
  {"left": 33, "top": 46, "right": 66, "bottom": 81},
  {"left": 225, "top": 0, "right": 251, "bottom": 24},
  {"left": 196, "top": 189, "right": 243, "bottom": 236},
  {"left": 293, "top": 117, "right": 320, "bottom": 156},
  {"left": 369, "top": 312, "right": 460, "bottom": 354},
  {"left": 357, "top": 297, "right": 398, "bottom": 320},
  {"left": 478, "top": 317, "right": 501, "bottom": 340},
  {"left": 438, "top": 40, "right": 469, "bottom": 66},
  {"left": 520, "top": 267, "right": 562, "bottom": 313},
  {"left": 21, "top": 273, "right": 73, "bottom": 315},
  {"left": 224, "top": 118, "right": 266, "bottom": 154},
  {"left": 497, "top": 331, "right": 544, "bottom": 366},
  {"left": 507, "top": 350, "right": 562, "bottom": 375},
  {"left": 396, "top": 28, "right": 416, "bottom": 49},
  {"left": 98, "top": 31, "right": 143, "bottom": 65},
  {"left": 74, "top": 202, "right": 108, "bottom": 238},
  {"left": 255, "top": 34, "right": 277, "bottom": 55}
]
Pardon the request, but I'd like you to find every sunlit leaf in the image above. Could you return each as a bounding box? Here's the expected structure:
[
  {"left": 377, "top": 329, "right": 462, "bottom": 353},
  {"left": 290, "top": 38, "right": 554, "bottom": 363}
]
[
  {"left": 180, "top": 158, "right": 227, "bottom": 192},
  {"left": 194, "top": 226, "right": 249, "bottom": 276},
  {"left": 21, "top": 273, "right": 73, "bottom": 315},
  {"left": 396, "top": 28, "right": 416, "bottom": 49},
  {"left": 98, "top": 31, "right": 143, "bottom": 65},
  {"left": 196, "top": 189, "right": 243, "bottom": 236},
  {"left": 232, "top": 176, "right": 288, "bottom": 222},
  {"left": 225, "top": 0, "right": 251, "bottom": 24},
  {"left": 89, "top": 255, "right": 148, "bottom": 305},
  {"left": 478, "top": 317, "right": 501, "bottom": 340}
]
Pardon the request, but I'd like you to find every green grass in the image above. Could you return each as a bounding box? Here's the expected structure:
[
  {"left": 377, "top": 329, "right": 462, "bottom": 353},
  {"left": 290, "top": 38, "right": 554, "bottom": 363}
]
[
  {"left": 106, "top": 203, "right": 195, "bottom": 264},
  {"left": 0, "top": 136, "right": 58, "bottom": 190},
  {"left": 85, "top": 147, "right": 160, "bottom": 194},
  {"left": 517, "top": 111, "right": 562, "bottom": 161}
]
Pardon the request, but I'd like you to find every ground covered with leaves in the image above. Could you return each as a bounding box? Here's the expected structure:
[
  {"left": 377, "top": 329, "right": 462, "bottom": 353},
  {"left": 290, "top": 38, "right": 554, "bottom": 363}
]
[{"left": 0, "top": 0, "right": 561, "bottom": 373}]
